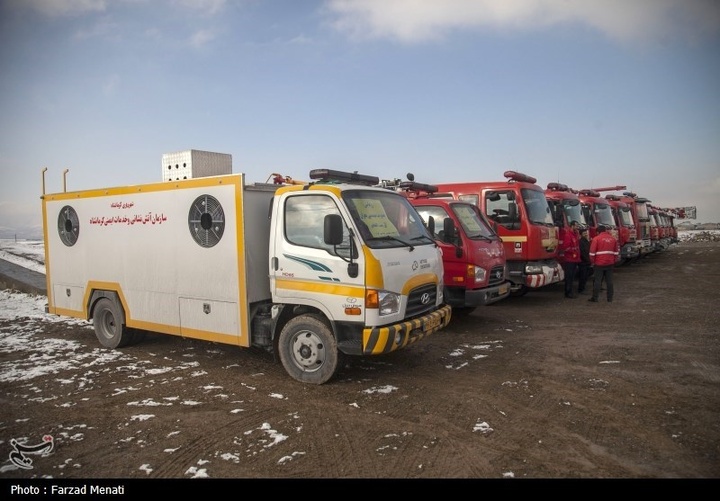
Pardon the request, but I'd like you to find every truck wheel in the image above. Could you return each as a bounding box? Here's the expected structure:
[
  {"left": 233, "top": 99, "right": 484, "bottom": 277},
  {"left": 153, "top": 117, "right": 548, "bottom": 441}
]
[
  {"left": 92, "top": 298, "right": 132, "bottom": 349},
  {"left": 278, "top": 315, "right": 340, "bottom": 385}
]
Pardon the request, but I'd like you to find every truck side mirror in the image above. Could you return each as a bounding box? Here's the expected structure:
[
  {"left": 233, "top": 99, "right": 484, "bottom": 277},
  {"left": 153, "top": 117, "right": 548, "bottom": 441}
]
[
  {"left": 442, "top": 218, "right": 463, "bottom": 258},
  {"left": 443, "top": 217, "right": 456, "bottom": 243},
  {"left": 324, "top": 214, "right": 344, "bottom": 245},
  {"left": 508, "top": 202, "right": 518, "bottom": 222},
  {"left": 428, "top": 216, "right": 436, "bottom": 236},
  {"left": 325, "top": 214, "right": 358, "bottom": 278},
  {"left": 507, "top": 202, "right": 520, "bottom": 230}
]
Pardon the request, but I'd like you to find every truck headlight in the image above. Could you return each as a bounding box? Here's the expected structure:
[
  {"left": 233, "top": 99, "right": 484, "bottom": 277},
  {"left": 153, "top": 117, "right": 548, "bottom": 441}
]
[
  {"left": 472, "top": 266, "right": 487, "bottom": 284},
  {"left": 378, "top": 291, "right": 401, "bottom": 316},
  {"left": 525, "top": 264, "right": 543, "bottom": 274}
]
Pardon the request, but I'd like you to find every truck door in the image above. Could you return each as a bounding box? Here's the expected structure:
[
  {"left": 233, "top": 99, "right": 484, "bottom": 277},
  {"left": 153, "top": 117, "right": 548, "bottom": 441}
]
[{"left": 271, "top": 192, "right": 365, "bottom": 318}]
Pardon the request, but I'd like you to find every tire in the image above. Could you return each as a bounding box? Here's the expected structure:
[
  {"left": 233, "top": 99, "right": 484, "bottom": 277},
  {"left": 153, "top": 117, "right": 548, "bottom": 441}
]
[
  {"left": 92, "top": 297, "right": 132, "bottom": 349},
  {"left": 509, "top": 285, "right": 529, "bottom": 297},
  {"left": 278, "top": 315, "right": 340, "bottom": 385}
]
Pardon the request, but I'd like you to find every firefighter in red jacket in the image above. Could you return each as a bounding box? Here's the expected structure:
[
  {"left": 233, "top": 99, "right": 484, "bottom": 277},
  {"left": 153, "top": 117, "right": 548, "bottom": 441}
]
[
  {"left": 560, "top": 220, "right": 582, "bottom": 298},
  {"left": 588, "top": 225, "right": 620, "bottom": 303}
]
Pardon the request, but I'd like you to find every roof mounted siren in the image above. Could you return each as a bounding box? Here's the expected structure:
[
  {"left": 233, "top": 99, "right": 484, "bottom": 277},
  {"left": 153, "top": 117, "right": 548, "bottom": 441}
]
[
  {"left": 546, "top": 182, "right": 569, "bottom": 192},
  {"left": 399, "top": 173, "right": 438, "bottom": 195},
  {"left": 504, "top": 171, "right": 537, "bottom": 184},
  {"left": 309, "top": 169, "right": 379, "bottom": 186}
]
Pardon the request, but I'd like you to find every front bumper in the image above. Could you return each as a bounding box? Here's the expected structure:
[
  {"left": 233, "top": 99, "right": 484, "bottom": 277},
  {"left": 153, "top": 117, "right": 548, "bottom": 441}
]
[{"left": 361, "top": 304, "right": 452, "bottom": 355}]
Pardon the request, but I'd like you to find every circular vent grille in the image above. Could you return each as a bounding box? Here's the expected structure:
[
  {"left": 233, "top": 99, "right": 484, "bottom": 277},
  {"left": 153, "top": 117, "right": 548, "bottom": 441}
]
[
  {"left": 57, "top": 205, "right": 80, "bottom": 247},
  {"left": 188, "top": 194, "right": 225, "bottom": 248}
]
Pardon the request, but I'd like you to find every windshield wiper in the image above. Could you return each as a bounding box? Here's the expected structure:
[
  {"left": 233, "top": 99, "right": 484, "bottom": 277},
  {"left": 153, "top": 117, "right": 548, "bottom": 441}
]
[
  {"left": 411, "top": 235, "right": 435, "bottom": 244},
  {"left": 469, "top": 234, "right": 494, "bottom": 242},
  {"left": 366, "top": 235, "right": 415, "bottom": 251}
]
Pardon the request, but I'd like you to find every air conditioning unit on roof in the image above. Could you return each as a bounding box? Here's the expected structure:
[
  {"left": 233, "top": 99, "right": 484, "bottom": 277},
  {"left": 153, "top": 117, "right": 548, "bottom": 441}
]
[{"left": 162, "top": 149, "right": 232, "bottom": 181}]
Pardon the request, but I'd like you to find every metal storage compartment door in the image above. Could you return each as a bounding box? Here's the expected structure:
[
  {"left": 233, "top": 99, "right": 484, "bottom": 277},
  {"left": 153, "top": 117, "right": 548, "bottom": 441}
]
[{"left": 178, "top": 297, "right": 240, "bottom": 343}]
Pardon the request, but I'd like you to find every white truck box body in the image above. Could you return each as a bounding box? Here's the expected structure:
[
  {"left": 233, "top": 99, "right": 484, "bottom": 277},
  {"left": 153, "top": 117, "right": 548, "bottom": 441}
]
[
  {"left": 162, "top": 150, "right": 232, "bottom": 182},
  {"left": 43, "top": 174, "right": 273, "bottom": 347}
]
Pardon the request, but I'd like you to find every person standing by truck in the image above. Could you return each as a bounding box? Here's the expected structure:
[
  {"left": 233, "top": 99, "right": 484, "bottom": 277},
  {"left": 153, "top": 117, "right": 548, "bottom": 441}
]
[
  {"left": 560, "top": 220, "right": 581, "bottom": 298},
  {"left": 588, "top": 225, "right": 620, "bottom": 303},
  {"left": 577, "top": 227, "right": 592, "bottom": 294}
]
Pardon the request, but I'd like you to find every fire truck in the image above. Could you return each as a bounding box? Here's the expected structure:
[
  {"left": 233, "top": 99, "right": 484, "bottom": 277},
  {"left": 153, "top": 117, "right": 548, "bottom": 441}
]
[
  {"left": 603, "top": 194, "right": 640, "bottom": 262},
  {"left": 590, "top": 188, "right": 653, "bottom": 259},
  {"left": 587, "top": 185, "right": 639, "bottom": 263},
  {"left": 544, "top": 182, "right": 586, "bottom": 265},
  {"left": 41, "top": 154, "right": 451, "bottom": 385},
  {"left": 623, "top": 193, "right": 654, "bottom": 257},
  {"left": 434, "top": 171, "right": 563, "bottom": 297},
  {"left": 379, "top": 175, "right": 510, "bottom": 315},
  {"left": 649, "top": 205, "right": 675, "bottom": 251},
  {"left": 577, "top": 189, "right": 617, "bottom": 238}
]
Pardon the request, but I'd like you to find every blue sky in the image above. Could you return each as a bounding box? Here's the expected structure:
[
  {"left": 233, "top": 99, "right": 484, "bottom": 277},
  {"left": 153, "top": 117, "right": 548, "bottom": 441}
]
[{"left": 1, "top": 0, "right": 719, "bottom": 237}]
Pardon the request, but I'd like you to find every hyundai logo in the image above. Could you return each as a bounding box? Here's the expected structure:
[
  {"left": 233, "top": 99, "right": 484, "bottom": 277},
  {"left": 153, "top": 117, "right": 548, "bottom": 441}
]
[{"left": 420, "top": 293, "right": 431, "bottom": 305}]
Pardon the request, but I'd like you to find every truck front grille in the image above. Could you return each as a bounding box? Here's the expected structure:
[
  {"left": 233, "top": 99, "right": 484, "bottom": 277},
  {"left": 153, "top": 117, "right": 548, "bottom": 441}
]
[
  {"left": 488, "top": 266, "right": 506, "bottom": 287},
  {"left": 407, "top": 284, "right": 437, "bottom": 317}
]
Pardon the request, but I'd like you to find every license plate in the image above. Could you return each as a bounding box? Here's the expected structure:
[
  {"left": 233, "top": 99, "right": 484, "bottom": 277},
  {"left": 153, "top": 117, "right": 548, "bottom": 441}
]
[
  {"left": 424, "top": 314, "right": 441, "bottom": 332},
  {"left": 500, "top": 283, "right": 509, "bottom": 295}
]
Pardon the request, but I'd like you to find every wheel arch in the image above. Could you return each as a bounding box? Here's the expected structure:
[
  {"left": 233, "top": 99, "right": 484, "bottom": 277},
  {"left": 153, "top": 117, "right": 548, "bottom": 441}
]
[
  {"left": 87, "top": 285, "right": 127, "bottom": 326},
  {"left": 271, "top": 304, "right": 334, "bottom": 354}
]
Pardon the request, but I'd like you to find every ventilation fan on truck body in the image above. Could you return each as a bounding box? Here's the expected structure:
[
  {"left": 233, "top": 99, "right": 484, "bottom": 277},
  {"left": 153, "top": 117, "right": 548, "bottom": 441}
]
[
  {"left": 188, "top": 194, "right": 225, "bottom": 248},
  {"left": 57, "top": 205, "right": 80, "bottom": 247}
]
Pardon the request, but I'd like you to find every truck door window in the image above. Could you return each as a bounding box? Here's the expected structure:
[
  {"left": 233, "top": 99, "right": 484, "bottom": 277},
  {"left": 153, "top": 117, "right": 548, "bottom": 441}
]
[
  {"left": 485, "top": 191, "right": 515, "bottom": 226},
  {"left": 414, "top": 206, "right": 450, "bottom": 240},
  {"left": 284, "top": 194, "right": 353, "bottom": 258}
]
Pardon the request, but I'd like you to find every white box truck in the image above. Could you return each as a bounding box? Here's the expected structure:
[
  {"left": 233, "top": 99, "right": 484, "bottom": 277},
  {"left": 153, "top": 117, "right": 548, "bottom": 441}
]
[{"left": 41, "top": 164, "right": 451, "bottom": 384}]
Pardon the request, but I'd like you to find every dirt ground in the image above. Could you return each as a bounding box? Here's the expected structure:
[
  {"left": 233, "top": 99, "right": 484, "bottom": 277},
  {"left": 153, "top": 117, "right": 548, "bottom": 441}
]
[{"left": 1, "top": 240, "right": 719, "bottom": 481}]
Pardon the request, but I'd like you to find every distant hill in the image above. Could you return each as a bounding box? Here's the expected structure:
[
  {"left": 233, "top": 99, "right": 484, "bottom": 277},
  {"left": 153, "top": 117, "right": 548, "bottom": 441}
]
[
  {"left": 0, "top": 226, "right": 43, "bottom": 240},
  {"left": 677, "top": 222, "right": 720, "bottom": 231}
]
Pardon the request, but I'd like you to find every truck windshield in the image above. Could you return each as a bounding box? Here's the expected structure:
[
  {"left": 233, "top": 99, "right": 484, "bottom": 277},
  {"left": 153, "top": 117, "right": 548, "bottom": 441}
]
[
  {"left": 619, "top": 207, "right": 634, "bottom": 226},
  {"left": 451, "top": 203, "right": 496, "bottom": 240},
  {"left": 594, "top": 203, "right": 615, "bottom": 226},
  {"left": 343, "top": 190, "right": 433, "bottom": 249},
  {"left": 522, "top": 188, "right": 554, "bottom": 225},
  {"left": 563, "top": 201, "right": 586, "bottom": 226}
]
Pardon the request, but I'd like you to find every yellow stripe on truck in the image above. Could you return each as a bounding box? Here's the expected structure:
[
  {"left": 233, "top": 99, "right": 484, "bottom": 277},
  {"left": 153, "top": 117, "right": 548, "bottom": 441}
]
[
  {"left": 275, "top": 278, "right": 365, "bottom": 298},
  {"left": 500, "top": 236, "right": 528, "bottom": 243}
]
